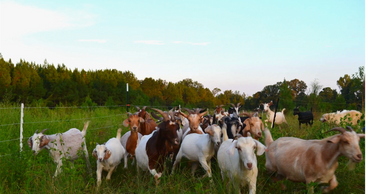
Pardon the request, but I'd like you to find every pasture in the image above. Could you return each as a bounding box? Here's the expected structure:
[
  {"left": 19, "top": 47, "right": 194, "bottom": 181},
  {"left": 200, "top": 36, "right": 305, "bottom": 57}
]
[{"left": 0, "top": 104, "right": 365, "bottom": 193}]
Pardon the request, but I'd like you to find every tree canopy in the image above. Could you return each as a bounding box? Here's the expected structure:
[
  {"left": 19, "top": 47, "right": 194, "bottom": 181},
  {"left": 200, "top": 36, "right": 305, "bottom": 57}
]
[{"left": 0, "top": 55, "right": 364, "bottom": 113}]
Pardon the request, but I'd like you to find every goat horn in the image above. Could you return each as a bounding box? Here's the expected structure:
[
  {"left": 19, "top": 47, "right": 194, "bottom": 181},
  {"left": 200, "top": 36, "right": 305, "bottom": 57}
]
[
  {"left": 179, "top": 109, "right": 188, "bottom": 118},
  {"left": 151, "top": 108, "right": 169, "bottom": 122},
  {"left": 346, "top": 126, "right": 354, "bottom": 132},
  {"left": 40, "top": 129, "right": 49, "bottom": 134},
  {"left": 151, "top": 112, "right": 163, "bottom": 122},
  {"left": 127, "top": 112, "right": 132, "bottom": 117},
  {"left": 326, "top": 127, "right": 346, "bottom": 134},
  {"left": 34, "top": 129, "right": 39, "bottom": 134},
  {"left": 184, "top": 108, "right": 194, "bottom": 115},
  {"left": 237, "top": 102, "right": 241, "bottom": 107},
  {"left": 230, "top": 103, "right": 235, "bottom": 108},
  {"left": 168, "top": 108, "right": 176, "bottom": 121},
  {"left": 142, "top": 106, "right": 147, "bottom": 110},
  {"left": 136, "top": 106, "right": 140, "bottom": 111},
  {"left": 199, "top": 110, "right": 208, "bottom": 117}
]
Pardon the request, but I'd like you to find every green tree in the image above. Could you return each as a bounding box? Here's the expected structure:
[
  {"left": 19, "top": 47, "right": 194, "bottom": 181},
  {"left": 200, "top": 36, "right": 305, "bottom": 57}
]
[
  {"left": 0, "top": 57, "right": 12, "bottom": 101},
  {"left": 279, "top": 79, "right": 294, "bottom": 112}
]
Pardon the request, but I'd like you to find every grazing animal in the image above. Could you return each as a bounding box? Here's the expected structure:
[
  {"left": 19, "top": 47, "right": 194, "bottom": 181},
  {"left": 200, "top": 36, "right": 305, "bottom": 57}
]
[
  {"left": 122, "top": 112, "right": 144, "bottom": 167},
  {"left": 217, "top": 136, "right": 266, "bottom": 194},
  {"left": 319, "top": 110, "right": 363, "bottom": 126},
  {"left": 27, "top": 121, "right": 91, "bottom": 177},
  {"left": 172, "top": 124, "right": 222, "bottom": 178},
  {"left": 93, "top": 128, "right": 126, "bottom": 188},
  {"left": 229, "top": 103, "right": 242, "bottom": 118},
  {"left": 264, "top": 126, "right": 365, "bottom": 193},
  {"left": 293, "top": 107, "right": 314, "bottom": 129},
  {"left": 136, "top": 106, "right": 152, "bottom": 120},
  {"left": 179, "top": 108, "right": 208, "bottom": 141},
  {"left": 262, "top": 101, "right": 288, "bottom": 129},
  {"left": 135, "top": 108, "right": 180, "bottom": 183},
  {"left": 213, "top": 105, "right": 228, "bottom": 126},
  {"left": 240, "top": 112, "right": 264, "bottom": 139},
  {"left": 137, "top": 108, "right": 158, "bottom": 136},
  {"left": 222, "top": 116, "right": 243, "bottom": 139}
]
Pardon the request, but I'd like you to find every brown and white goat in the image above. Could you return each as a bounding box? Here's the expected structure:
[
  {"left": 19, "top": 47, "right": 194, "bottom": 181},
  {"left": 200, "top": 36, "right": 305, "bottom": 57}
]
[
  {"left": 179, "top": 108, "right": 208, "bottom": 140},
  {"left": 264, "top": 126, "right": 365, "bottom": 193},
  {"left": 240, "top": 112, "right": 264, "bottom": 140},
  {"left": 121, "top": 112, "right": 143, "bottom": 168},
  {"left": 135, "top": 108, "right": 180, "bottom": 184},
  {"left": 93, "top": 128, "right": 126, "bottom": 188}
]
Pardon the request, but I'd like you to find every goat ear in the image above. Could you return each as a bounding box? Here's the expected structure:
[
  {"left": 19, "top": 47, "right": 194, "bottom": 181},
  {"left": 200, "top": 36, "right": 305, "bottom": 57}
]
[
  {"left": 92, "top": 149, "right": 97, "bottom": 159},
  {"left": 243, "top": 119, "right": 251, "bottom": 131},
  {"left": 123, "top": 119, "right": 130, "bottom": 127},
  {"left": 254, "top": 140, "right": 266, "bottom": 156},
  {"left": 39, "top": 136, "right": 50, "bottom": 148},
  {"left": 140, "top": 117, "right": 145, "bottom": 123},
  {"left": 358, "top": 134, "right": 365, "bottom": 138},
  {"left": 104, "top": 149, "right": 111, "bottom": 160},
  {"left": 327, "top": 135, "right": 341, "bottom": 144},
  {"left": 226, "top": 140, "right": 238, "bottom": 156},
  {"left": 204, "top": 126, "right": 214, "bottom": 136}
]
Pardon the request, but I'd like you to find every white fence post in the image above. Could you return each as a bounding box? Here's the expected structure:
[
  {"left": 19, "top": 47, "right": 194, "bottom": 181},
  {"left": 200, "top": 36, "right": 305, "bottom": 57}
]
[{"left": 20, "top": 103, "right": 24, "bottom": 152}]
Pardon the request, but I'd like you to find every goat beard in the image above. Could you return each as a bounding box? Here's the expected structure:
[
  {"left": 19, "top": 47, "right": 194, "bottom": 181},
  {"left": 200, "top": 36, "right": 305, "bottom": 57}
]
[{"left": 347, "top": 160, "right": 357, "bottom": 171}]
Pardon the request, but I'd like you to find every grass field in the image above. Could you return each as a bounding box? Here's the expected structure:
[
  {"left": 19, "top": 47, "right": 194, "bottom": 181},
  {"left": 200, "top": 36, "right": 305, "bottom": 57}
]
[{"left": 0, "top": 104, "right": 365, "bottom": 193}]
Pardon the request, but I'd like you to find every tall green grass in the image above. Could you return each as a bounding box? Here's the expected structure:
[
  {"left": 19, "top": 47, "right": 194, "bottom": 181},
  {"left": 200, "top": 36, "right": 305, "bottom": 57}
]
[{"left": 0, "top": 104, "right": 365, "bottom": 193}]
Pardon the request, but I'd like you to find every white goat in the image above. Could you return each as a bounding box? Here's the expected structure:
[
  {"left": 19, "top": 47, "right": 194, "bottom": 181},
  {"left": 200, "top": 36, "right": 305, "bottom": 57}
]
[
  {"left": 264, "top": 126, "right": 365, "bottom": 193},
  {"left": 217, "top": 136, "right": 266, "bottom": 194},
  {"left": 93, "top": 128, "right": 126, "bottom": 188},
  {"left": 27, "top": 121, "right": 91, "bottom": 177},
  {"left": 262, "top": 101, "right": 288, "bottom": 129},
  {"left": 171, "top": 124, "right": 222, "bottom": 178}
]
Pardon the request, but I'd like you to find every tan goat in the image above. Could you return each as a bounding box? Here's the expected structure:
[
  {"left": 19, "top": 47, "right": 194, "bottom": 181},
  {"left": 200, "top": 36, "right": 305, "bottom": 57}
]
[
  {"left": 264, "top": 126, "right": 365, "bottom": 193},
  {"left": 320, "top": 110, "right": 363, "bottom": 126}
]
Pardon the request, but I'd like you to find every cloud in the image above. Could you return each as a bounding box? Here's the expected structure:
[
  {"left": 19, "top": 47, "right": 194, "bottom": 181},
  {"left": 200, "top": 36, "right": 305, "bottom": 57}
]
[
  {"left": 173, "top": 41, "right": 210, "bottom": 46},
  {"left": 78, "top": 39, "right": 107, "bottom": 43},
  {"left": 189, "top": 42, "right": 210, "bottom": 46},
  {"left": 1, "top": 2, "right": 71, "bottom": 38},
  {"left": 0, "top": 1, "right": 96, "bottom": 39},
  {"left": 134, "top": 40, "right": 164, "bottom": 45}
]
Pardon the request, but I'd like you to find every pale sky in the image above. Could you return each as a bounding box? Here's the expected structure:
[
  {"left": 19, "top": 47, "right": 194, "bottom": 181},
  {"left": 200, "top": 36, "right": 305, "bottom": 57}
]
[{"left": 1, "top": 0, "right": 365, "bottom": 97}]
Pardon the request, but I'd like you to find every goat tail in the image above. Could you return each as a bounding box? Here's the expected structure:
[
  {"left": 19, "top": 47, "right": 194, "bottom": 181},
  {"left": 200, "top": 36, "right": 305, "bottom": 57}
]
[
  {"left": 116, "top": 128, "right": 122, "bottom": 140},
  {"left": 281, "top": 108, "right": 286, "bottom": 114},
  {"left": 82, "top": 121, "right": 90, "bottom": 137},
  {"left": 264, "top": 128, "right": 273, "bottom": 147}
]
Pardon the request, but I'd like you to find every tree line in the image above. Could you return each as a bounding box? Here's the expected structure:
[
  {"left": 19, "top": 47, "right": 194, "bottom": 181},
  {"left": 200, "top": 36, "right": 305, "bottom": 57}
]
[{"left": 0, "top": 55, "right": 364, "bottom": 113}]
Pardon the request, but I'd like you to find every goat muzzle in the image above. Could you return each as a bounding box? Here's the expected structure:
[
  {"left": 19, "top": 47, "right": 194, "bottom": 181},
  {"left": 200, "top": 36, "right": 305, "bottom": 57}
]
[
  {"left": 247, "top": 162, "right": 253, "bottom": 170},
  {"left": 353, "top": 154, "right": 363, "bottom": 162}
]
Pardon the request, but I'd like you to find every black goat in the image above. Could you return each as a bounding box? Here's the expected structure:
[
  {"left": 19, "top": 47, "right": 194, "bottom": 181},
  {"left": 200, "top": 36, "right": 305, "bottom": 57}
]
[{"left": 293, "top": 107, "right": 313, "bottom": 129}]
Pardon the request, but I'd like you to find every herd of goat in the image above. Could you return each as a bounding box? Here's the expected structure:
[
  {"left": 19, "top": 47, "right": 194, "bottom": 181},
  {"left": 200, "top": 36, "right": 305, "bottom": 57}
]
[{"left": 27, "top": 102, "right": 365, "bottom": 193}]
